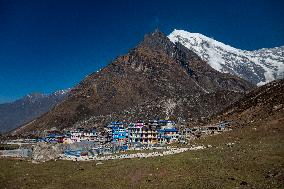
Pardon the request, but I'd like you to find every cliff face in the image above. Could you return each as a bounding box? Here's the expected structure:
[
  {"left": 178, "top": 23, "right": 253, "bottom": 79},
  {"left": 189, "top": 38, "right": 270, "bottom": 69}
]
[{"left": 12, "top": 30, "right": 254, "bottom": 135}]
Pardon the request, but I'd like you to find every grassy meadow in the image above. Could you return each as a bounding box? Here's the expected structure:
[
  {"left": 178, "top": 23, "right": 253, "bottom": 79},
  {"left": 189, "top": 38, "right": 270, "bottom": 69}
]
[{"left": 0, "top": 119, "right": 283, "bottom": 189}]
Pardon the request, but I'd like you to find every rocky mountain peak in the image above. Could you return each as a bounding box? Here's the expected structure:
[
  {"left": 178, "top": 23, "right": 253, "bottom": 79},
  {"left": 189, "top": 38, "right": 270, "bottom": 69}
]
[
  {"left": 137, "top": 30, "right": 175, "bottom": 54},
  {"left": 26, "top": 93, "right": 45, "bottom": 98},
  {"left": 129, "top": 30, "right": 209, "bottom": 78}
]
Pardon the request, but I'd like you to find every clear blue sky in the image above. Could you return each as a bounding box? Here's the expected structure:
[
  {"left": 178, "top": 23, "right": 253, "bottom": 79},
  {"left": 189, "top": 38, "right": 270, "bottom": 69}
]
[{"left": 0, "top": 0, "right": 283, "bottom": 103}]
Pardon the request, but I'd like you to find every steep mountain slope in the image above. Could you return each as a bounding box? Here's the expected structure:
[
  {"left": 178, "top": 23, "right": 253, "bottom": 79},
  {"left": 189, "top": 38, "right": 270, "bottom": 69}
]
[
  {"left": 11, "top": 30, "right": 254, "bottom": 135},
  {"left": 168, "top": 29, "right": 284, "bottom": 86},
  {"left": 0, "top": 90, "right": 68, "bottom": 133},
  {"left": 212, "top": 79, "right": 284, "bottom": 125}
]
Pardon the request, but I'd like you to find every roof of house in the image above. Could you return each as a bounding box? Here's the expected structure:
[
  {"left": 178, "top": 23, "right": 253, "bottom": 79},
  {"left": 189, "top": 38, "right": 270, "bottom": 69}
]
[{"left": 158, "top": 128, "right": 178, "bottom": 132}]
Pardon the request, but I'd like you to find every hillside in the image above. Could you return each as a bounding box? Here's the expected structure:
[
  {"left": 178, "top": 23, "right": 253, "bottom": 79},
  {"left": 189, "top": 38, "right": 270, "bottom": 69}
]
[
  {"left": 169, "top": 30, "right": 284, "bottom": 86},
  {"left": 11, "top": 30, "right": 254, "bottom": 135},
  {"left": 211, "top": 79, "right": 284, "bottom": 125},
  {"left": 2, "top": 104, "right": 283, "bottom": 188}
]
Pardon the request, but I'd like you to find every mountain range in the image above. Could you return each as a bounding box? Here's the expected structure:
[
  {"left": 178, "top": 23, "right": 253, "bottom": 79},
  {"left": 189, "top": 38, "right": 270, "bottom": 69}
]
[
  {"left": 2, "top": 29, "right": 283, "bottom": 135},
  {"left": 0, "top": 90, "right": 68, "bottom": 133},
  {"left": 168, "top": 29, "right": 284, "bottom": 86},
  {"left": 10, "top": 30, "right": 254, "bottom": 135}
]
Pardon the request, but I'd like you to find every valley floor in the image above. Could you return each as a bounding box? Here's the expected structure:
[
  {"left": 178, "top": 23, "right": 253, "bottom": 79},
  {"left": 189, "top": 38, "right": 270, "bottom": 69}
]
[{"left": 0, "top": 118, "right": 283, "bottom": 189}]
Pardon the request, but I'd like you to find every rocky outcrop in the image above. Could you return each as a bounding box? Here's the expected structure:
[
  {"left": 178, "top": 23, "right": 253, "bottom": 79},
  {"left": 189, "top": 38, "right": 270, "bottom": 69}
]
[{"left": 32, "top": 142, "right": 65, "bottom": 162}]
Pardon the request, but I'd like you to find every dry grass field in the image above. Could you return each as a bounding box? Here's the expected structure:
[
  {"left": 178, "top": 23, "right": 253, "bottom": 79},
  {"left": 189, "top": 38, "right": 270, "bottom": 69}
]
[{"left": 1, "top": 116, "right": 283, "bottom": 189}]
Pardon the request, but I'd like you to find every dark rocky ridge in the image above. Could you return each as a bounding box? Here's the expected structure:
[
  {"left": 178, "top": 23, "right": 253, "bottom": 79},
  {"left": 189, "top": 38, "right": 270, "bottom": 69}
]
[
  {"left": 211, "top": 79, "right": 284, "bottom": 125},
  {"left": 11, "top": 30, "right": 255, "bottom": 135}
]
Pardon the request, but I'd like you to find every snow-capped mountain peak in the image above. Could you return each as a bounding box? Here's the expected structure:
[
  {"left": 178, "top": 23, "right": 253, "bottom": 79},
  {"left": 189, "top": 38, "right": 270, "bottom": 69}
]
[{"left": 168, "top": 29, "right": 284, "bottom": 86}]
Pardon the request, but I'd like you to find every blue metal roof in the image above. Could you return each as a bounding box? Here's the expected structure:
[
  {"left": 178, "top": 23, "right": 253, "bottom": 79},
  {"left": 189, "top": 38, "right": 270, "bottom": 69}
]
[
  {"left": 110, "top": 122, "right": 125, "bottom": 125},
  {"left": 111, "top": 126, "right": 125, "bottom": 130},
  {"left": 158, "top": 128, "right": 178, "bottom": 132},
  {"left": 159, "top": 120, "right": 175, "bottom": 123}
]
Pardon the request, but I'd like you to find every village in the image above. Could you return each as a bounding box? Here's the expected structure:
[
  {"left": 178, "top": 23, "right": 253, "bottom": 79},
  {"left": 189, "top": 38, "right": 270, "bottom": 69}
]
[{"left": 0, "top": 120, "right": 230, "bottom": 162}]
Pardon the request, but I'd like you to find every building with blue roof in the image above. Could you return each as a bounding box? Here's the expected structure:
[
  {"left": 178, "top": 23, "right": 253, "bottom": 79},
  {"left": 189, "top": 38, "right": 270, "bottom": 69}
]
[
  {"left": 111, "top": 126, "right": 127, "bottom": 145},
  {"left": 157, "top": 128, "right": 179, "bottom": 144}
]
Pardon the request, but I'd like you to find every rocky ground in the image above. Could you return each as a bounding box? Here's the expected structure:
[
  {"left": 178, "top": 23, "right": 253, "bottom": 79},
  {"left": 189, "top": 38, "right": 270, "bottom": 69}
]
[
  {"left": 210, "top": 79, "right": 284, "bottom": 127},
  {"left": 31, "top": 142, "right": 65, "bottom": 162}
]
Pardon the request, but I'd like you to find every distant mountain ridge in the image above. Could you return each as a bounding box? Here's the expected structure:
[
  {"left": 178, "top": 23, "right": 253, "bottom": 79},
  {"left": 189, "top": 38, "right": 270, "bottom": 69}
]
[
  {"left": 168, "top": 29, "right": 284, "bottom": 86},
  {"left": 0, "top": 89, "right": 69, "bottom": 133},
  {"left": 11, "top": 30, "right": 254, "bottom": 135}
]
